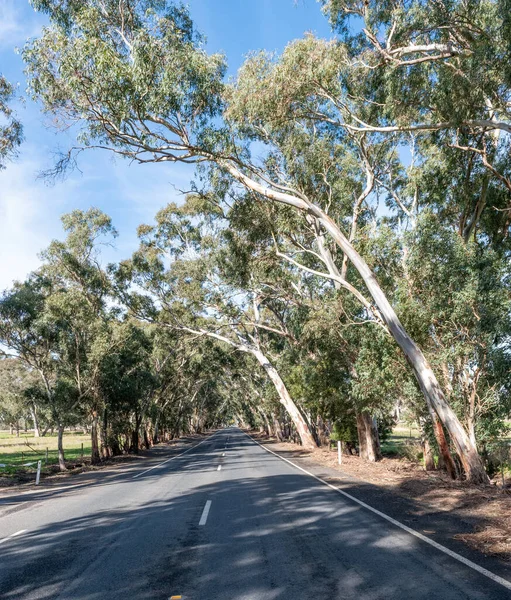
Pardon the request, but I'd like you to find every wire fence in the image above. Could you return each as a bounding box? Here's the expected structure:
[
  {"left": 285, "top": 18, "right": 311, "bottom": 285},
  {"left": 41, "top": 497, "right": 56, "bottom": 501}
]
[{"left": 0, "top": 441, "right": 90, "bottom": 471}]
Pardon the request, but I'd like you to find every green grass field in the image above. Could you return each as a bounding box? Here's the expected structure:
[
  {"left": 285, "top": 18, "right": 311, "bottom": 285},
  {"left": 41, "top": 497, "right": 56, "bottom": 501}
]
[
  {"left": 381, "top": 423, "right": 421, "bottom": 458},
  {"left": 0, "top": 431, "right": 91, "bottom": 474}
]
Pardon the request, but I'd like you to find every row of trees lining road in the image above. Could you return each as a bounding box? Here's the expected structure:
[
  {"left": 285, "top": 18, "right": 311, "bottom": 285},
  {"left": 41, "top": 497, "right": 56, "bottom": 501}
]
[
  {"left": 0, "top": 210, "right": 244, "bottom": 468},
  {"left": 1, "top": 0, "right": 510, "bottom": 482}
]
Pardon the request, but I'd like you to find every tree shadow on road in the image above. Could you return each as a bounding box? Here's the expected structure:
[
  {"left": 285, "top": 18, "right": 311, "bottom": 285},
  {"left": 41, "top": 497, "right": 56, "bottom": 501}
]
[{"left": 0, "top": 434, "right": 510, "bottom": 600}]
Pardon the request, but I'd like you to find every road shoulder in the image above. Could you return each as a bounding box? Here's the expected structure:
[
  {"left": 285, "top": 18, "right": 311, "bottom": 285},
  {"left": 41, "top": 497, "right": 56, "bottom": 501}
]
[{"left": 248, "top": 431, "right": 511, "bottom": 585}]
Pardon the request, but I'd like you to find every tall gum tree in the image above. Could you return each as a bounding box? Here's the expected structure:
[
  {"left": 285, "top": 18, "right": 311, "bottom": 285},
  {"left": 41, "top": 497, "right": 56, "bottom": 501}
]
[
  {"left": 117, "top": 199, "right": 318, "bottom": 449},
  {"left": 25, "top": 0, "right": 510, "bottom": 482}
]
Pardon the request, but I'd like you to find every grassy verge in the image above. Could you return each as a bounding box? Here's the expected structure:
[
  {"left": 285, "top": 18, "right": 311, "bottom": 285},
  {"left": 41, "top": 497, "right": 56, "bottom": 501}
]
[
  {"left": 0, "top": 431, "right": 91, "bottom": 474},
  {"left": 380, "top": 423, "right": 421, "bottom": 459}
]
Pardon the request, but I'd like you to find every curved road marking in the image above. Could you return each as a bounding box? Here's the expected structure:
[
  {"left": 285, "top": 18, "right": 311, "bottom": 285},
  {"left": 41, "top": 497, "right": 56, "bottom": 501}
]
[{"left": 244, "top": 431, "right": 511, "bottom": 592}]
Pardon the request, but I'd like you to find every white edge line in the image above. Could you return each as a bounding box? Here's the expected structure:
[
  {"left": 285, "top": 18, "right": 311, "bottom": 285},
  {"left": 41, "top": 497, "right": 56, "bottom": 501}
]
[
  {"left": 132, "top": 432, "right": 218, "bottom": 479},
  {"left": 0, "top": 529, "right": 27, "bottom": 545},
  {"left": 199, "top": 500, "right": 212, "bottom": 526},
  {"left": 243, "top": 431, "right": 511, "bottom": 592}
]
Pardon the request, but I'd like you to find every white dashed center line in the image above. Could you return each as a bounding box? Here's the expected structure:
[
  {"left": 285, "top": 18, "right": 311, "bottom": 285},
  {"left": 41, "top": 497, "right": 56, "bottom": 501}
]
[{"left": 199, "top": 500, "right": 212, "bottom": 526}]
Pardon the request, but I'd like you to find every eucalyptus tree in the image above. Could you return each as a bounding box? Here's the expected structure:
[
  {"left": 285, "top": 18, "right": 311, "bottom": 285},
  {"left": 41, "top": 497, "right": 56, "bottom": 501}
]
[
  {"left": 0, "top": 358, "right": 50, "bottom": 437},
  {"left": 399, "top": 212, "right": 511, "bottom": 453},
  {"left": 117, "top": 197, "right": 318, "bottom": 448},
  {"left": 0, "top": 358, "right": 31, "bottom": 435},
  {"left": 0, "top": 275, "right": 71, "bottom": 469},
  {"left": 0, "top": 75, "right": 22, "bottom": 169},
  {"left": 25, "top": 0, "right": 511, "bottom": 481},
  {"left": 39, "top": 208, "right": 118, "bottom": 462},
  {"left": 95, "top": 319, "right": 156, "bottom": 455}
]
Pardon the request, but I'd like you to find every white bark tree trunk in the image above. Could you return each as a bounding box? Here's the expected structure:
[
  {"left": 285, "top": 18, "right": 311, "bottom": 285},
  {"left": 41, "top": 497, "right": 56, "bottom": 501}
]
[
  {"left": 316, "top": 211, "right": 488, "bottom": 482},
  {"left": 252, "top": 349, "right": 317, "bottom": 450},
  {"left": 225, "top": 165, "right": 489, "bottom": 483},
  {"left": 30, "top": 404, "right": 40, "bottom": 438},
  {"left": 57, "top": 423, "right": 67, "bottom": 471}
]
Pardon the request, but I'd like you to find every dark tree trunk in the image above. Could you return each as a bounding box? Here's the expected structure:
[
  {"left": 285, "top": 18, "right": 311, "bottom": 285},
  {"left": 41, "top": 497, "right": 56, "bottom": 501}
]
[
  {"left": 100, "top": 408, "right": 111, "bottom": 459},
  {"left": 431, "top": 412, "right": 457, "bottom": 479},
  {"left": 143, "top": 427, "right": 151, "bottom": 450},
  {"left": 131, "top": 429, "right": 139, "bottom": 454},
  {"left": 91, "top": 411, "right": 101, "bottom": 464}
]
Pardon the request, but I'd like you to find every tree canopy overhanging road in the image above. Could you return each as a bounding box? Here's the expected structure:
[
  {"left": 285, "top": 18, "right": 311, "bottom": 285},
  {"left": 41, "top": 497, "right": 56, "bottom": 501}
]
[{"left": 1, "top": 0, "right": 511, "bottom": 596}]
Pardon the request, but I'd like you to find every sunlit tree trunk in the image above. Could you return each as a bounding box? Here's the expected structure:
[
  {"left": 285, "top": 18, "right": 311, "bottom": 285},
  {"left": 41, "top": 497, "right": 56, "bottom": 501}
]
[
  {"left": 57, "top": 422, "right": 67, "bottom": 471},
  {"left": 356, "top": 412, "right": 381, "bottom": 462},
  {"left": 273, "top": 416, "right": 284, "bottom": 441},
  {"left": 229, "top": 167, "right": 489, "bottom": 483},
  {"left": 252, "top": 349, "right": 317, "bottom": 449},
  {"left": 30, "top": 404, "right": 40, "bottom": 437}
]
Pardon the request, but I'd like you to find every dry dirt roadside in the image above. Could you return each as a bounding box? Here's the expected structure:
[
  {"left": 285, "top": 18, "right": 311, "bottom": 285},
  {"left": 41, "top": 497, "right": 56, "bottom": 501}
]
[{"left": 250, "top": 432, "right": 511, "bottom": 563}]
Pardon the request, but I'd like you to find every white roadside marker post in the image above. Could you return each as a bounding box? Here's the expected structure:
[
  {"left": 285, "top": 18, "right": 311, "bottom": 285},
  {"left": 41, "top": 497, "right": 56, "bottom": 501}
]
[
  {"left": 337, "top": 441, "right": 342, "bottom": 465},
  {"left": 35, "top": 460, "right": 41, "bottom": 485}
]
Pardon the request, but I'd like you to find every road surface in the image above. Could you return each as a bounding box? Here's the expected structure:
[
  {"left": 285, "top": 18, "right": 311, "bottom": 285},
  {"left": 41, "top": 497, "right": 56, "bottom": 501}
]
[{"left": 0, "top": 427, "right": 509, "bottom": 599}]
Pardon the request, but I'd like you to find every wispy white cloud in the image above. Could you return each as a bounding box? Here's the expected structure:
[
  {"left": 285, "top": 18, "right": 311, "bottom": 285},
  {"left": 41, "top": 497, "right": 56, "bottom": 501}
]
[
  {"left": 0, "top": 147, "right": 82, "bottom": 290},
  {"left": 0, "top": 1, "right": 41, "bottom": 50},
  {"left": 0, "top": 145, "right": 195, "bottom": 291}
]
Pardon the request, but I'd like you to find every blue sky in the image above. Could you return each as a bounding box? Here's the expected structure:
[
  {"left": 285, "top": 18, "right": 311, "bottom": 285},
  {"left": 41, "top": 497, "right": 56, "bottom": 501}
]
[{"left": 0, "top": 0, "right": 333, "bottom": 290}]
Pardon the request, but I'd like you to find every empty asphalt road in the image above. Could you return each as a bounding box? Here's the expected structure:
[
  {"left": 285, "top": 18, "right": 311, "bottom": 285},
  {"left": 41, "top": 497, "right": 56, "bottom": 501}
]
[{"left": 0, "top": 427, "right": 510, "bottom": 599}]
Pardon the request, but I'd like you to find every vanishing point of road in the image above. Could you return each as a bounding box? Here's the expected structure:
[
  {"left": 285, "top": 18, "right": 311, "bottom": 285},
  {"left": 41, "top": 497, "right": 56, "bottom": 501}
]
[{"left": 0, "top": 428, "right": 510, "bottom": 599}]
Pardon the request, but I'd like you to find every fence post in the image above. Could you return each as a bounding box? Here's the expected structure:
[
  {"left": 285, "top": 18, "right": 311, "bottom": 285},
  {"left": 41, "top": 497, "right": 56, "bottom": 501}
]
[
  {"left": 35, "top": 460, "right": 41, "bottom": 485},
  {"left": 81, "top": 443, "right": 84, "bottom": 458},
  {"left": 22, "top": 451, "right": 24, "bottom": 463},
  {"left": 45, "top": 447, "right": 48, "bottom": 466},
  {"left": 337, "top": 440, "right": 342, "bottom": 465}
]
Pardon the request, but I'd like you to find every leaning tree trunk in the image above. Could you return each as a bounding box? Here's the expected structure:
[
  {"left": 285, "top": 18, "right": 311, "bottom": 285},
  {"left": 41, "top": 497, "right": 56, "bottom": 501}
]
[
  {"left": 317, "top": 213, "right": 489, "bottom": 483},
  {"left": 57, "top": 422, "right": 67, "bottom": 471},
  {"left": 229, "top": 167, "right": 489, "bottom": 483},
  {"left": 252, "top": 349, "right": 317, "bottom": 450},
  {"left": 429, "top": 407, "right": 457, "bottom": 479}
]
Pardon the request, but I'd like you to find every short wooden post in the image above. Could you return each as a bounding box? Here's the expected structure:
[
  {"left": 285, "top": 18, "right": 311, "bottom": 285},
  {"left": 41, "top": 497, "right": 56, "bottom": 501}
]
[
  {"left": 35, "top": 460, "right": 41, "bottom": 485},
  {"left": 81, "top": 443, "right": 84, "bottom": 458},
  {"left": 337, "top": 440, "right": 342, "bottom": 465},
  {"left": 45, "top": 447, "right": 49, "bottom": 465}
]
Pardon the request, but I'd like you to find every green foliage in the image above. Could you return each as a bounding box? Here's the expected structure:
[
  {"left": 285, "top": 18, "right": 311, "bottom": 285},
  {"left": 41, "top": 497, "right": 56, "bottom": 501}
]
[
  {"left": 6, "top": 0, "right": 511, "bottom": 472},
  {"left": 0, "top": 75, "right": 23, "bottom": 169},
  {"left": 330, "top": 418, "right": 358, "bottom": 444}
]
